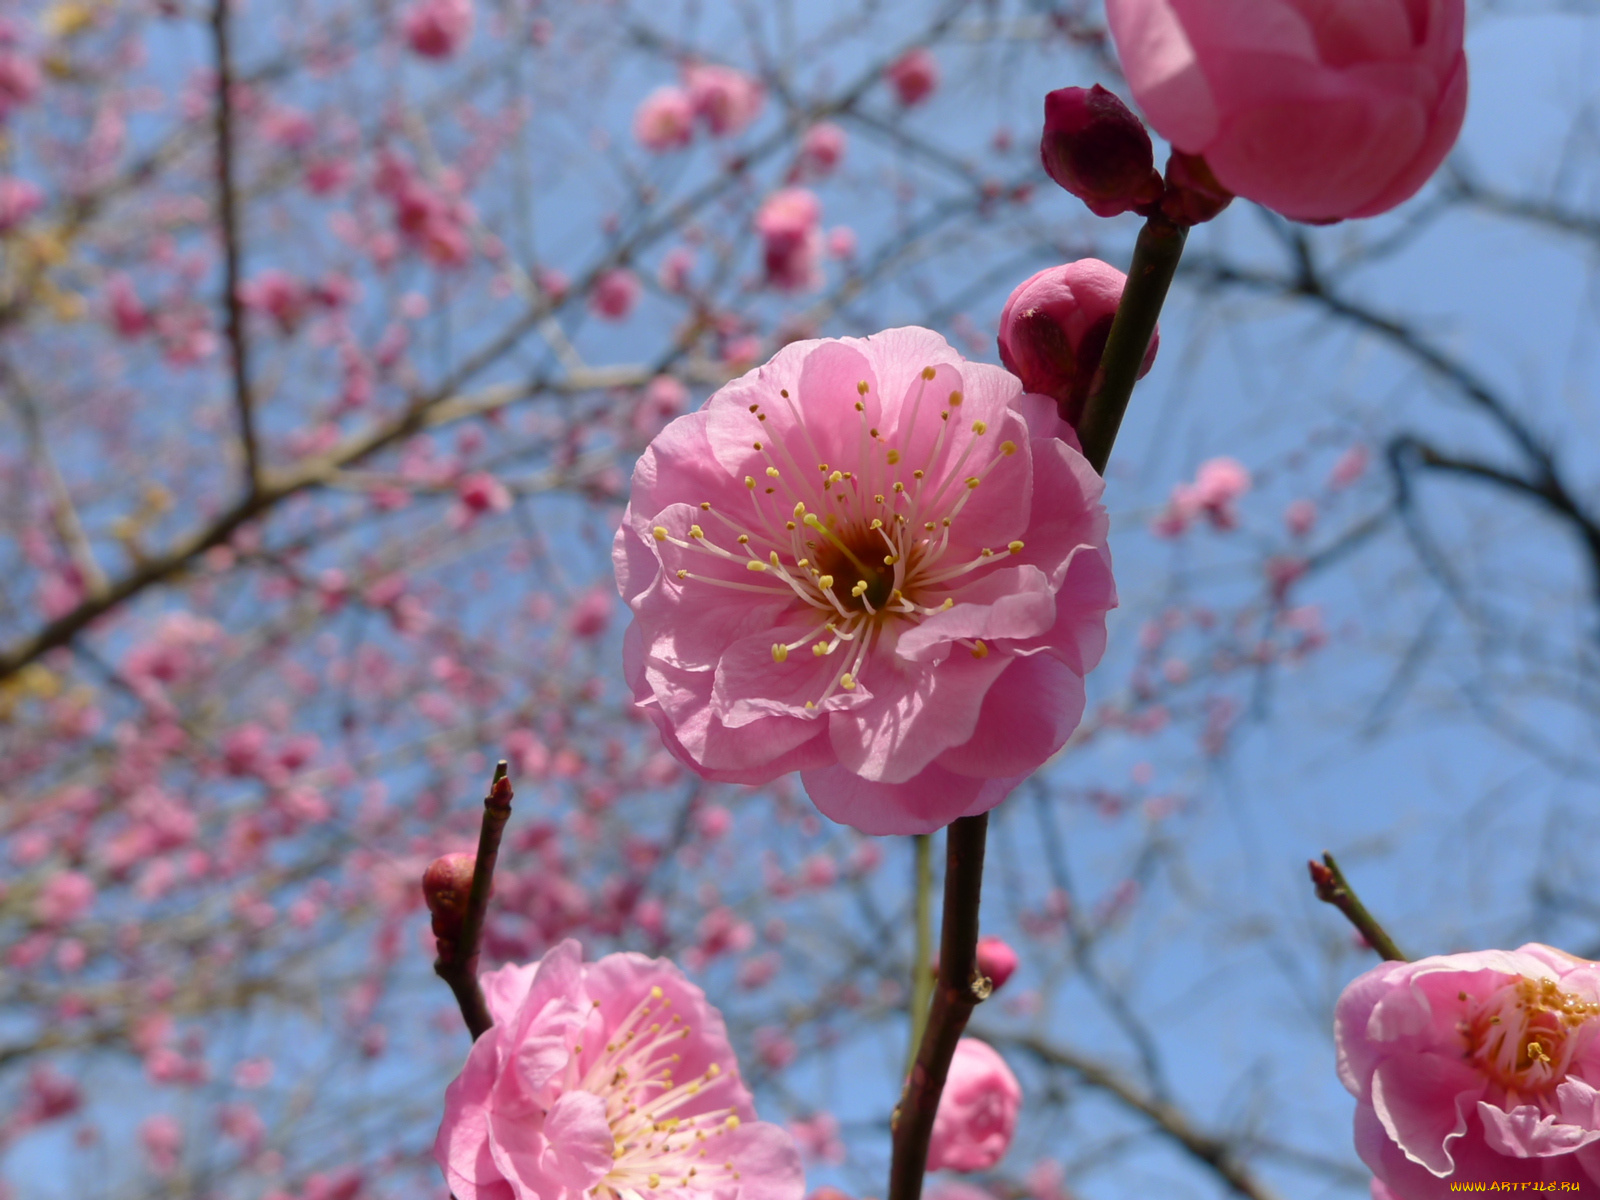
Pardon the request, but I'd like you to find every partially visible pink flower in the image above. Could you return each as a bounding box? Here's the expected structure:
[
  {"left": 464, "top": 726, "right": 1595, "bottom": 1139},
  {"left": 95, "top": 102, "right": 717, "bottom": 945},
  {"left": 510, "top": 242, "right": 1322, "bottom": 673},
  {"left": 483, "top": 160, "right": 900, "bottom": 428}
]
[
  {"left": 433, "top": 940, "right": 804, "bottom": 1200},
  {"left": 928, "top": 1039, "right": 1021, "bottom": 1172},
  {"left": 976, "top": 936, "right": 1019, "bottom": 992},
  {"left": 35, "top": 871, "right": 95, "bottom": 927},
  {"left": 567, "top": 588, "right": 614, "bottom": 639},
  {"left": 140, "top": 1114, "right": 184, "bottom": 1177},
  {"left": 799, "top": 123, "right": 847, "bottom": 177},
  {"left": 1105, "top": 0, "right": 1467, "bottom": 222},
  {"left": 1337, "top": 944, "right": 1600, "bottom": 1196},
  {"left": 0, "top": 176, "right": 41, "bottom": 234},
  {"left": 684, "top": 64, "right": 764, "bottom": 137},
  {"left": 634, "top": 374, "right": 689, "bottom": 442},
  {"left": 756, "top": 188, "right": 823, "bottom": 293},
  {"left": 239, "top": 269, "right": 310, "bottom": 334},
  {"left": 0, "top": 51, "right": 40, "bottom": 121},
  {"left": 1285, "top": 498, "right": 1317, "bottom": 538},
  {"left": 1331, "top": 443, "right": 1371, "bottom": 489},
  {"left": 589, "top": 269, "right": 641, "bottom": 321},
  {"left": 1192, "top": 457, "right": 1250, "bottom": 529},
  {"left": 105, "top": 273, "right": 150, "bottom": 339},
  {"left": 402, "top": 0, "right": 473, "bottom": 59},
  {"left": 788, "top": 1111, "right": 845, "bottom": 1165},
  {"left": 615, "top": 327, "right": 1116, "bottom": 835},
  {"left": 826, "top": 227, "right": 856, "bottom": 261},
  {"left": 456, "top": 471, "right": 512, "bottom": 515},
  {"left": 997, "top": 260, "right": 1158, "bottom": 430},
  {"left": 634, "top": 86, "right": 695, "bottom": 152},
  {"left": 886, "top": 48, "right": 939, "bottom": 107}
]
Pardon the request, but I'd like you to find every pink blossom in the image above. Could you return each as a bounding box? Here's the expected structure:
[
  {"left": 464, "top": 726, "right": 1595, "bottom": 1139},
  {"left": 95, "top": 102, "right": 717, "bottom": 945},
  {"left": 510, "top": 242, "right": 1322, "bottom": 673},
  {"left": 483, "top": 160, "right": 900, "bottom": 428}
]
[
  {"left": 0, "top": 51, "right": 40, "bottom": 121},
  {"left": 433, "top": 939, "right": 804, "bottom": 1200},
  {"left": 105, "top": 272, "right": 151, "bottom": 338},
  {"left": 1331, "top": 443, "right": 1372, "bottom": 489},
  {"left": 1192, "top": 457, "right": 1251, "bottom": 529},
  {"left": 658, "top": 248, "right": 695, "bottom": 294},
  {"left": 35, "top": 871, "right": 95, "bottom": 926},
  {"left": 1105, "top": 0, "right": 1467, "bottom": 222},
  {"left": 788, "top": 1112, "right": 846, "bottom": 1165},
  {"left": 0, "top": 176, "right": 41, "bottom": 233},
  {"left": 402, "top": 0, "right": 473, "bottom": 59},
  {"left": 799, "top": 123, "right": 847, "bottom": 177},
  {"left": 886, "top": 48, "right": 940, "bottom": 107},
  {"left": 684, "top": 64, "right": 764, "bottom": 137},
  {"left": 589, "top": 268, "right": 641, "bottom": 321},
  {"left": 1336, "top": 944, "right": 1600, "bottom": 1195},
  {"left": 456, "top": 471, "right": 513, "bottom": 515},
  {"left": 976, "top": 936, "right": 1019, "bottom": 991},
  {"left": 928, "top": 1039, "right": 1021, "bottom": 1172},
  {"left": 614, "top": 327, "right": 1116, "bottom": 835},
  {"left": 567, "top": 588, "right": 614, "bottom": 639},
  {"left": 1285, "top": 498, "right": 1317, "bottom": 538},
  {"left": 141, "top": 1114, "right": 184, "bottom": 1177},
  {"left": 633, "top": 86, "right": 695, "bottom": 152},
  {"left": 826, "top": 227, "right": 856, "bottom": 261},
  {"left": 756, "top": 189, "right": 823, "bottom": 293},
  {"left": 634, "top": 374, "right": 690, "bottom": 443},
  {"left": 997, "top": 260, "right": 1158, "bottom": 430},
  {"left": 239, "top": 269, "right": 310, "bottom": 334}
]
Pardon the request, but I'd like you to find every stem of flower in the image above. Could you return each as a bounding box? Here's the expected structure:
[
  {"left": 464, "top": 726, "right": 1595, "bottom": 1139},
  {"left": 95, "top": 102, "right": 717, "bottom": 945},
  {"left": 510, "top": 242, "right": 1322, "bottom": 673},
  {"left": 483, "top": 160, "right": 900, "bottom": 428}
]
[
  {"left": 907, "top": 832, "right": 934, "bottom": 1075},
  {"left": 436, "top": 761, "right": 514, "bottom": 1039},
  {"left": 888, "top": 814, "right": 991, "bottom": 1200},
  {"left": 1308, "top": 851, "right": 1408, "bottom": 962},
  {"left": 1076, "top": 214, "right": 1188, "bottom": 476}
]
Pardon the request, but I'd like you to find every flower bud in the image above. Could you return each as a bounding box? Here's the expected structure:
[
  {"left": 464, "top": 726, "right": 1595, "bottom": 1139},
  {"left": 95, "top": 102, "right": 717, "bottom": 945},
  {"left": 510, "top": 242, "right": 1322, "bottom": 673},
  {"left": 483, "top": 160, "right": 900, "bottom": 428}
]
[
  {"left": 1160, "top": 150, "right": 1233, "bottom": 226},
  {"left": 422, "top": 852, "right": 476, "bottom": 949},
  {"left": 1040, "top": 85, "right": 1163, "bottom": 219},
  {"left": 975, "top": 936, "right": 1018, "bottom": 992},
  {"left": 927, "top": 1039, "right": 1021, "bottom": 1172},
  {"left": 997, "top": 259, "right": 1158, "bottom": 429}
]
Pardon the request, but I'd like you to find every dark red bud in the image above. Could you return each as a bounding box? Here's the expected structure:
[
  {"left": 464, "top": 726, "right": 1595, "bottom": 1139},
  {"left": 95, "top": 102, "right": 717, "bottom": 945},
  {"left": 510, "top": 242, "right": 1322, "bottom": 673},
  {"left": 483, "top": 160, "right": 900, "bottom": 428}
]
[
  {"left": 423, "top": 852, "right": 477, "bottom": 945},
  {"left": 1160, "top": 150, "right": 1233, "bottom": 226},
  {"left": 1040, "top": 85, "right": 1164, "bottom": 219}
]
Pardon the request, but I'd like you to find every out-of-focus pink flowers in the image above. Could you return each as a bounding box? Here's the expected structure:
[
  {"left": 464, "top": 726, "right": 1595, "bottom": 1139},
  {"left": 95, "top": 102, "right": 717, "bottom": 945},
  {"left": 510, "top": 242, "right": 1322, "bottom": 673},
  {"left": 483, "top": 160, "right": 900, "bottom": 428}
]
[
  {"left": 928, "top": 1038, "right": 1021, "bottom": 1172},
  {"left": 0, "top": 176, "right": 41, "bottom": 234},
  {"left": 1105, "top": 0, "right": 1467, "bottom": 222},
  {"left": 788, "top": 1111, "right": 846, "bottom": 1165},
  {"left": 455, "top": 471, "right": 513, "bottom": 517},
  {"left": 433, "top": 939, "right": 804, "bottom": 1200},
  {"left": 0, "top": 49, "right": 40, "bottom": 121},
  {"left": 140, "top": 1114, "right": 184, "bottom": 1177},
  {"left": 589, "top": 268, "right": 641, "bottom": 321},
  {"left": 614, "top": 327, "right": 1116, "bottom": 835},
  {"left": 567, "top": 587, "right": 615, "bottom": 639},
  {"left": 887, "top": 48, "right": 939, "bottom": 107},
  {"left": 402, "top": 0, "right": 473, "bottom": 59},
  {"left": 239, "top": 269, "right": 310, "bottom": 335},
  {"left": 976, "top": 935, "right": 1019, "bottom": 992},
  {"left": 633, "top": 374, "right": 689, "bottom": 442},
  {"left": 1153, "top": 457, "right": 1251, "bottom": 537},
  {"left": 685, "top": 64, "right": 764, "bottom": 137},
  {"left": 1331, "top": 443, "right": 1371, "bottom": 489},
  {"left": 633, "top": 86, "right": 695, "bottom": 152},
  {"left": 997, "top": 260, "right": 1158, "bottom": 430},
  {"left": 799, "top": 123, "right": 847, "bottom": 177},
  {"left": 755, "top": 188, "right": 823, "bottom": 293},
  {"left": 1337, "top": 944, "right": 1600, "bottom": 1195},
  {"left": 35, "top": 870, "right": 95, "bottom": 927}
]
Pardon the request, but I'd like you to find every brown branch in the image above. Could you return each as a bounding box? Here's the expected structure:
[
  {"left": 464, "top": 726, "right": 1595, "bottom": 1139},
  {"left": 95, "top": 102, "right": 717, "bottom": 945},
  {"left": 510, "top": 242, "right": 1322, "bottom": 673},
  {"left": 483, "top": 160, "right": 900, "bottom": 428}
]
[
  {"left": 991, "top": 1031, "right": 1285, "bottom": 1200},
  {"left": 887, "top": 813, "right": 990, "bottom": 1200},
  {"left": 210, "top": 0, "right": 260, "bottom": 491},
  {"left": 434, "top": 761, "right": 514, "bottom": 1041},
  {"left": 1308, "top": 851, "right": 1407, "bottom": 963}
]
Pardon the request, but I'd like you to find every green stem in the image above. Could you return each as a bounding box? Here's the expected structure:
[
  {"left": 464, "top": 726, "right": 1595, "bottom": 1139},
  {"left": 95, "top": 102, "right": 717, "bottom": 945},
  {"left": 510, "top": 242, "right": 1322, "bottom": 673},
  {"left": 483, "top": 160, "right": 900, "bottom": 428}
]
[
  {"left": 1076, "top": 214, "right": 1189, "bottom": 476},
  {"left": 907, "top": 833, "right": 934, "bottom": 1074},
  {"left": 1309, "top": 852, "right": 1408, "bottom": 963}
]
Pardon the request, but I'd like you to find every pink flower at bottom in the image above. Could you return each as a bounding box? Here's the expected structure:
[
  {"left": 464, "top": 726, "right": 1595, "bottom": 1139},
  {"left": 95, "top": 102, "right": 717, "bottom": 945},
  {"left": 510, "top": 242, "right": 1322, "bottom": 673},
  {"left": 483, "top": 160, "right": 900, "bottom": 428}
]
[
  {"left": 435, "top": 940, "right": 804, "bottom": 1200},
  {"left": 928, "top": 1038, "right": 1021, "bottom": 1172},
  {"left": 1337, "top": 944, "right": 1600, "bottom": 1196},
  {"left": 613, "top": 327, "right": 1116, "bottom": 835}
]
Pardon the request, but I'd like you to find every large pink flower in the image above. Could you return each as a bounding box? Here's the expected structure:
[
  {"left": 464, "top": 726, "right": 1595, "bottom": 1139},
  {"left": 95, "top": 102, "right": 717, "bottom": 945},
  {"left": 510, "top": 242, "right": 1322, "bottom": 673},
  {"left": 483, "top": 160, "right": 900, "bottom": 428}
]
[
  {"left": 435, "top": 940, "right": 804, "bottom": 1200},
  {"left": 1336, "top": 944, "right": 1600, "bottom": 1196},
  {"left": 613, "top": 327, "right": 1115, "bottom": 835},
  {"left": 1106, "top": 0, "right": 1467, "bottom": 222},
  {"left": 927, "top": 1038, "right": 1021, "bottom": 1172}
]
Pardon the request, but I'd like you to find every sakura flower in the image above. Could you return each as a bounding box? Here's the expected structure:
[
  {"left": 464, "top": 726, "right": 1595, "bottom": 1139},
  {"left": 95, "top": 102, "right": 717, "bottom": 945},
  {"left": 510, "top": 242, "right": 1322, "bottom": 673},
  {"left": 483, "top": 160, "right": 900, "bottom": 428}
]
[
  {"left": 928, "top": 1039, "right": 1021, "bottom": 1172},
  {"left": 434, "top": 939, "right": 804, "bottom": 1200},
  {"left": 402, "top": 0, "right": 473, "bottom": 59},
  {"left": 684, "top": 64, "right": 764, "bottom": 137},
  {"left": 1337, "top": 944, "right": 1600, "bottom": 1195},
  {"left": 798, "top": 124, "right": 847, "bottom": 177},
  {"left": 755, "top": 189, "right": 823, "bottom": 293},
  {"left": 590, "top": 269, "right": 641, "bottom": 321},
  {"left": 0, "top": 176, "right": 42, "bottom": 234},
  {"left": 886, "top": 48, "right": 939, "bottom": 107},
  {"left": 614, "top": 327, "right": 1116, "bottom": 835},
  {"left": 634, "top": 86, "right": 695, "bottom": 152}
]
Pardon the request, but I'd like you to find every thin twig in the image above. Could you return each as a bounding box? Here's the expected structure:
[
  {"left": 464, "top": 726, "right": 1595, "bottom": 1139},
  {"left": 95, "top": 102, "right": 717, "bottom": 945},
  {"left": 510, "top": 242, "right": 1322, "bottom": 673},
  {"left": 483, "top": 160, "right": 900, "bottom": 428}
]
[
  {"left": 887, "top": 814, "right": 990, "bottom": 1200},
  {"left": 1308, "top": 851, "right": 1407, "bottom": 962},
  {"left": 210, "top": 0, "right": 261, "bottom": 491},
  {"left": 435, "top": 762, "right": 514, "bottom": 1040}
]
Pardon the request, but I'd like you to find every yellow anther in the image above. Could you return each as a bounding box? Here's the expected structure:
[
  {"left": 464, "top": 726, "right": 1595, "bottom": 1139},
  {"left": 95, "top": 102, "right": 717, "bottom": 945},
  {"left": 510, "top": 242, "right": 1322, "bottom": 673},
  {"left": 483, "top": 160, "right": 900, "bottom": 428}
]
[
  {"left": 892, "top": 481, "right": 906, "bottom": 494},
  {"left": 813, "top": 643, "right": 828, "bottom": 657},
  {"left": 767, "top": 466, "right": 781, "bottom": 477},
  {"left": 726, "top": 1117, "right": 741, "bottom": 1130},
  {"left": 854, "top": 401, "right": 865, "bottom": 412},
  {"left": 651, "top": 986, "right": 663, "bottom": 999},
  {"left": 769, "top": 551, "right": 781, "bottom": 566},
  {"left": 818, "top": 575, "right": 835, "bottom": 588},
  {"left": 747, "top": 561, "right": 768, "bottom": 572},
  {"left": 653, "top": 526, "right": 670, "bottom": 541},
  {"left": 772, "top": 643, "right": 788, "bottom": 663},
  {"left": 971, "top": 420, "right": 987, "bottom": 434},
  {"left": 870, "top": 518, "right": 884, "bottom": 530},
  {"left": 921, "top": 366, "right": 936, "bottom": 380},
  {"left": 913, "top": 470, "right": 925, "bottom": 479},
  {"left": 793, "top": 502, "right": 807, "bottom": 518},
  {"left": 829, "top": 470, "right": 843, "bottom": 484},
  {"left": 649, "top": 1176, "right": 661, "bottom": 1188},
  {"left": 804, "top": 513, "right": 824, "bottom": 529},
  {"left": 786, "top": 521, "right": 797, "bottom": 531},
  {"left": 745, "top": 475, "right": 756, "bottom": 488},
  {"left": 925, "top": 521, "right": 936, "bottom": 531},
  {"left": 689, "top": 525, "right": 704, "bottom": 538},
  {"left": 851, "top": 580, "right": 869, "bottom": 597},
  {"left": 700, "top": 502, "right": 712, "bottom": 510},
  {"left": 886, "top": 450, "right": 901, "bottom": 465},
  {"left": 981, "top": 548, "right": 994, "bottom": 557},
  {"left": 874, "top": 494, "right": 886, "bottom": 505},
  {"left": 737, "top": 535, "right": 749, "bottom": 544},
  {"left": 948, "top": 390, "right": 963, "bottom": 406},
  {"left": 966, "top": 477, "right": 981, "bottom": 489},
  {"left": 676, "top": 570, "right": 688, "bottom": 579},
  {"left": 971, "top": 640, "right": 989, "bottom": 659},
  {"left": 940, "top": 598, "right": 954, "bottom": 610},
  {"left": 753, "top": 441, "right": 763, "bottom": 450},
  {"left": 858, "top": 380, "right": 870, "bottom": 395},
  {"left": 883, "top": 555, "right": 898, "bottom": 565},
  {"left": 805, "top": 700, "right": 817, "bottom": 709},
  {"left": 841, "top": 674, "right": 856, "bottom": 690},
  {"left": 707, "top": 1064, "right": 720, "bottom": 1077},
  {"left": 1008, "top": 540, "right": 1024, "bottom": 554},
  {"left": 1000, "top": 440, "right": 1017, "bottom": 456},
  {"left": 749, "top": 404, "right": 760, "bottom": 412}
]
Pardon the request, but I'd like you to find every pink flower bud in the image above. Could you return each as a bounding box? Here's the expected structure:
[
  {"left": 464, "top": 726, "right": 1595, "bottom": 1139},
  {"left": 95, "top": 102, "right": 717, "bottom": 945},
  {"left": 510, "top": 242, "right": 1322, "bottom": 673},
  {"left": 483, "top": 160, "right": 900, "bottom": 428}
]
[
  {"left": 1106, "top": 0, "right": 1467, "bottom": 222},
  {"left": 997, "top": 259, "right": 1158, "bottom": 429},
  {"left": 799, "top": 123, "right": 847, "bottom": 176},
  {"left": 1039, "top": 85, "right": 1163, "bottom": 219},
  {"left": 401, "top": 0, "right": 472, "bottom": 59},
  {"left": 975, "top": 935, "right": 1019, "bottom": 991},
  {"left": 684, "top": 64, "right": 764, "bottom": 137},
  {"left": 927, "top": 1038, "right": 1021, "bottom": 1172},
  {"left": 589, "top": 268, "right": 640, "bottom": 321},
  {"left": 1159, "top": 150, "right": 1233, "bottom": 226},
  {"left": 886, "top": 47, "right": 939, "bottom": 107},
  {"left": 421, "top": 852, "right": 475, "bottom": 945},
  {"left": 633, "top": 85, "right": 695, "bottom": 152}
]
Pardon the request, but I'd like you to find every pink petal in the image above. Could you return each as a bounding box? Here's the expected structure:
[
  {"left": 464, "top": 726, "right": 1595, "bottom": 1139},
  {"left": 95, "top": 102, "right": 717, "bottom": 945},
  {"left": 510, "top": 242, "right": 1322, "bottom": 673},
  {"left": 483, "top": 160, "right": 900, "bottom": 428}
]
[
  {"left": 801, "top": 761, "right": 1026, "bottom": 835},
  {"left": 1478, "top": 1099, "right": 1600, "bottom": 1158},
  {"left": 540, "top": 1091, "right": 615, "bottom": 1191},
  {"left": 1106, "top": 0, "right": 1221, "bottom": 151},
  {"left": 895, "top": 565, "right": 1058, "bottom": 661},
  {"left": 1370, "top": 1053, "right": 1481, "bottom": 1175},
  {"left": 935, "top": 651, "right": 1085, "bottom": 779},
  {"left": 718, "top": 1122, "right": 807, "bottom": 1200}
]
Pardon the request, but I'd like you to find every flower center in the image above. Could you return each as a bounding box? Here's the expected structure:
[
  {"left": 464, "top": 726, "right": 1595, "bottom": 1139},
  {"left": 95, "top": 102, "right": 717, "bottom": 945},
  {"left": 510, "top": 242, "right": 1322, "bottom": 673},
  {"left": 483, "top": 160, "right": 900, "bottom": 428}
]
[
  {"left": 1460, "top": 975, "right": 1600, "bottom": 1096},
  {"left": 571, "top": 987, "right": 746, "bottom": 1199},
  {"left": 652, "top": 366, "right": 1025, "bottom": 709}
]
